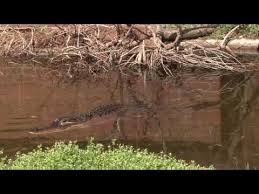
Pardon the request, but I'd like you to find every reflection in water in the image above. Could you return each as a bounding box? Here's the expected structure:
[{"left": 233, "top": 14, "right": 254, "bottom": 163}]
[
  {"left": 220, "top": 72, "right": 259, "bottom": 169},
  {"left": 2, "top": 61, "right": 259, "bottom": 169}
]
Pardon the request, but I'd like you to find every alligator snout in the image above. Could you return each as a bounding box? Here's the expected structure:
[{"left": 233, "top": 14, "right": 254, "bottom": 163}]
[{"left": 29, "top": 127, "right": 44, "bottom": 134}]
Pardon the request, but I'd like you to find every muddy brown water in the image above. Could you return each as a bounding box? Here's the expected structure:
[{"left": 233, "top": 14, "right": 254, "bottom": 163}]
[{"left": 1, "top": 60, "right": 259, "bottom": 169}]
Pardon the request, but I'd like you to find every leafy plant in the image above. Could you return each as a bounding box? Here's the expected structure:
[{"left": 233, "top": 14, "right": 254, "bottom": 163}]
[
  {"left": 0, "top": 139, "right": 213, "bottom": 170},
  {"left": 210, "top": 24, "right": 259, "bottom": 38}
]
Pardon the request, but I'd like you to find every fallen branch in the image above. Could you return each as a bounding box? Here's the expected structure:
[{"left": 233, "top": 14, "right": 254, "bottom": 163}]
[
  {"left": 220, "top": 25, "right": 240, "bottom": 56},
  {"left": 221, "top": 25, "right": 240, "bottom": 49},
  {"left": 181, "top": 39, "right": 259, "bottom": 55},
  {"left": 165, "top": 25, "right": 182, "bottom": 50},
  {"left": 158, "top": 26, "right": 216, "bottom": 42}
]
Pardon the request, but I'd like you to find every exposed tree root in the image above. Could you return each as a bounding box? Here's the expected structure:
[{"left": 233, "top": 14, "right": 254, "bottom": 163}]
[{"left": 0, "top": 24, "right": 249, "bottom": 80}]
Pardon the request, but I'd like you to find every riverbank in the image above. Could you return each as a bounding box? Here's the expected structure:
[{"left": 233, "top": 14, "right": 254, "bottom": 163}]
[
  {"left": 0, "top": 24, "right": 254, "bottom": 81},
  {"left": 0, "top": 140, "right": 213, "bottom": 170}
]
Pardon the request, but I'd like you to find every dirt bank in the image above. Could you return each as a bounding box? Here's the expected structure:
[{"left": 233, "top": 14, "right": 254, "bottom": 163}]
[{"left": 0, "top": 24, "right": 257, "bottom": 80}]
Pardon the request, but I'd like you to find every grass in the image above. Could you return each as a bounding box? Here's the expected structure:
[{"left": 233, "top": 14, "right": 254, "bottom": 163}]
[
  {"left": 162, "top": 24, "right": 259, "bottom": 39},
  {"left": 0, "top": 139, "right": 213, "bottom": 170},
  {"left": 208, "top": 24, "right": 259, "bottom": 39}
]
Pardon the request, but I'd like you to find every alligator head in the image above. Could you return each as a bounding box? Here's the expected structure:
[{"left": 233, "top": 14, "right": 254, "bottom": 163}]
[{"left": 29, "top": 117, "right": 80, "bottom": 134}]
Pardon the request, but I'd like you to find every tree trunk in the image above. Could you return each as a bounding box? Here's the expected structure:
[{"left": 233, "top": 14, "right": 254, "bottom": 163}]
[{"left": 181, "top": 39, "right": 259, "bottom": 55}]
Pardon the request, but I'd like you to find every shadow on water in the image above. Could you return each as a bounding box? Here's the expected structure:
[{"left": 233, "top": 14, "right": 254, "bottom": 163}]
[{"left": 2, "top": 59, "right": 259, "bottom": 169}]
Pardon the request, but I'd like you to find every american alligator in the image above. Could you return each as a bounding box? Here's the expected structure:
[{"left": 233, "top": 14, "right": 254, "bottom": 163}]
[
  {"left": 30, "top": 77, "right": 161, "bottom": 135},
  {"left": 29, "top": 103, "right": 124, "bottom": 134},
  {"left": 29, "top": 102, "right": 160, "bottom": 135}
]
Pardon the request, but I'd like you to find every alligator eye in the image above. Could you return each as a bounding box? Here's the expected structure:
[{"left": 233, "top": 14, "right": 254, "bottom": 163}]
[
  {"left": 32, "top": 127, "right": 40, "bottom": 131},
  {"left": 59, "top": 121, "right": 65, "bottom": 126}
]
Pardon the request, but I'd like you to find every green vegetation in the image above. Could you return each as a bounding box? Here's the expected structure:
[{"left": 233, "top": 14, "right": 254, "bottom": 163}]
[
  {"left": 207, "top": 24, "right": 259, "bottom": 39},
  {"left": 162, "top": 24, "right": 259, "bottom": 39},
  {"left": 0, "top": 139, "right": 213, "bottom": 170}
]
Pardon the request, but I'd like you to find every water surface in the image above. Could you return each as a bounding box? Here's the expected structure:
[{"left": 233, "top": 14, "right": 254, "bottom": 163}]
[{"left": 1, "top": 60, "right": 259, "bottom": 169}]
